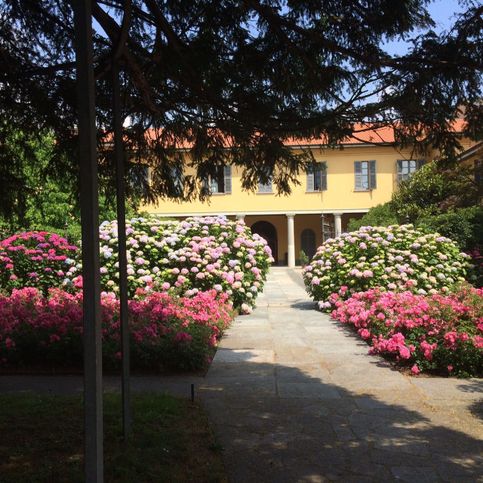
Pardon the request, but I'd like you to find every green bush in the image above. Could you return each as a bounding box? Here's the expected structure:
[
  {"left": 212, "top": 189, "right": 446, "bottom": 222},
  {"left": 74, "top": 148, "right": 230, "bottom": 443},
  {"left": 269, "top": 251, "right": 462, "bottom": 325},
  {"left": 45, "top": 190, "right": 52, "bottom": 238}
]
[
  {"left": 417, "top": 206, "right": 483, "bottom": 251},
  {"left": 391, "top": 162, "right": 478, "bottom": 223},
  {"left": 347, "top": 203, "right": 398, "bottom": 231},
  {"left": 299, "top": 250, "right": 309, "bottom": 266}
]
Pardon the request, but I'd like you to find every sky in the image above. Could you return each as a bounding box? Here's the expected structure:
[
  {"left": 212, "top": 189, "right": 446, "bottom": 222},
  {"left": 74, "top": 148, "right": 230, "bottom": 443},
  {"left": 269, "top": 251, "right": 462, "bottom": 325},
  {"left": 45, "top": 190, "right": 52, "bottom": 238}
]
[
  {"left": 383, "top": 0, "right": 466, "bottom": 55},
  {"left": 425, "top": 0, "right": 466, "bottom": 30}
]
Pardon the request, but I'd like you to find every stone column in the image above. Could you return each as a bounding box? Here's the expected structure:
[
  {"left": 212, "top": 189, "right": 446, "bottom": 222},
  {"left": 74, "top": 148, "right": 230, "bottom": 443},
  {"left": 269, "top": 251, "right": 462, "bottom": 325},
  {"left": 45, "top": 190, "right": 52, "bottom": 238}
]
[
  {"left": 236, "top": 214, "right": 245, "bottom": 222},
  {"left": 287, "top": 213, "right": 295, "bottom": 267},
  {"left": 334, "top": 212, "right": 343, "bottom": 238}
]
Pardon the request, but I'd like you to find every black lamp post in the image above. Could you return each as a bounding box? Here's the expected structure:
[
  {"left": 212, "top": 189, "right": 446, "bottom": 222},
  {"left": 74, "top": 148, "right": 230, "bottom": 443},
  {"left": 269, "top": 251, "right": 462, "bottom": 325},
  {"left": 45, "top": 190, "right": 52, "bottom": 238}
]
[{"left": 73, "top": 1, "right": 104, "bottom": 480}]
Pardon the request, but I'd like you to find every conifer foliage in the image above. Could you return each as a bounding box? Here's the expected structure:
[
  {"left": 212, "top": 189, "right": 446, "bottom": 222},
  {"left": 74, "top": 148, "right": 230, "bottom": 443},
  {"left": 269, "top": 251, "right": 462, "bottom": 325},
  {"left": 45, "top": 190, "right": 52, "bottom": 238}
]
[{"left": 0, "top": 1, "right": 481, "bottom": 220}]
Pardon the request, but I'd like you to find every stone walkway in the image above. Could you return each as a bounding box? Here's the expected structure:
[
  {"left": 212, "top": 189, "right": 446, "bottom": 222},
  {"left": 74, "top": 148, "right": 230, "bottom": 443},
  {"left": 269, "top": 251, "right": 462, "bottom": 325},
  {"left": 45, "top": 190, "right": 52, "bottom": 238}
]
[{"left": 200, "top": 267, "right": 483, "bottom": 483}]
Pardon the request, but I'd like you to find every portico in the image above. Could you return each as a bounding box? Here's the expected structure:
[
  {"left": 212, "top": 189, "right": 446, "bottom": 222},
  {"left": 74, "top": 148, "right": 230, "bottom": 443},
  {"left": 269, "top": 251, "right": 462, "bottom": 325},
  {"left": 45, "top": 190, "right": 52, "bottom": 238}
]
[{"left": 241, "top": 209, "right": 368, "bottom": 267}]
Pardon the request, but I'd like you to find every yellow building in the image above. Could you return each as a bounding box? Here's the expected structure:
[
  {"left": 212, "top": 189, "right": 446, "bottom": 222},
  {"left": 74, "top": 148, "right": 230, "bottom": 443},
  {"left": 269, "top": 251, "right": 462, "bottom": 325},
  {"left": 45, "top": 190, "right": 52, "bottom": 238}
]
[{"left": 143, "top": 124, "right": 478, "bottom": 267}]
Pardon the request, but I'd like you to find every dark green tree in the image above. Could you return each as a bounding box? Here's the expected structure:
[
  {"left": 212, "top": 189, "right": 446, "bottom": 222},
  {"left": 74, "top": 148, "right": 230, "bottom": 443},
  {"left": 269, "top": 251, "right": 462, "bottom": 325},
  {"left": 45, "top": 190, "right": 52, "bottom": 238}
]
[
  {"left": 391, "top": 162, "right": 479, "bottom": 222},
  {"left": 0, "top": 128, "right": 142, "bottom": 237},
  {"left": 0, "top": 0, "right": 481, "bottom": 223}
]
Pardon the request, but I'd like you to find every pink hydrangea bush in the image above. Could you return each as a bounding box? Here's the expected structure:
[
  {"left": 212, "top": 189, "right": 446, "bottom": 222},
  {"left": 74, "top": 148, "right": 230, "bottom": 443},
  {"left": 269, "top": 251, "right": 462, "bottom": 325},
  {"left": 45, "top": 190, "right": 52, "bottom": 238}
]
[
  {"left": 0, "top": 231, "right": 78, "bottom": 295},
  {"left": 0, "top": 287, "right": 233, "bottom": 371},
  {"left": 330, "top": 285, "right": 483, "bottom": 377}
]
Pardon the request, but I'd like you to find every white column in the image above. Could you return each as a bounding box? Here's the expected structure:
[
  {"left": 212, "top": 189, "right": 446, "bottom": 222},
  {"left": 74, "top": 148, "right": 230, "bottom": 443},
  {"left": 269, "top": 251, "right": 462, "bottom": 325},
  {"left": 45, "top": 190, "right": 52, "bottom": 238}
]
[
  {"left": 287, "top": 213, "right": 295, "bottom": 268},
  {"left": 236, "top": 214, "right": 245, "bottom": 222},
  {"left": 334, "top": 212, "right": 343, "bottom": 238}
]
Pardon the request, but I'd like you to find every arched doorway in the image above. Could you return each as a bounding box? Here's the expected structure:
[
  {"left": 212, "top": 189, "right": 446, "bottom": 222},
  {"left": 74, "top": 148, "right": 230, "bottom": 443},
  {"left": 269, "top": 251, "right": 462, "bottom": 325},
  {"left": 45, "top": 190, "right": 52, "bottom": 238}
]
[
  {"left": 301, "top": 228, "right": 316, "bottom": 261},
  {"left": 251, "top": 221, "right": 278, "bottom": 263}
]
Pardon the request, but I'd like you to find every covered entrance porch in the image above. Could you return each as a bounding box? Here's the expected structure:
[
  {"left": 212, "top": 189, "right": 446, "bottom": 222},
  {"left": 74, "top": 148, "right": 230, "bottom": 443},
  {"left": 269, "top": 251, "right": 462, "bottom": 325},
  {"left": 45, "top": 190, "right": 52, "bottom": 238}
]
[{"left": 239, "top": 210, "right": 367, "bottom": 267}]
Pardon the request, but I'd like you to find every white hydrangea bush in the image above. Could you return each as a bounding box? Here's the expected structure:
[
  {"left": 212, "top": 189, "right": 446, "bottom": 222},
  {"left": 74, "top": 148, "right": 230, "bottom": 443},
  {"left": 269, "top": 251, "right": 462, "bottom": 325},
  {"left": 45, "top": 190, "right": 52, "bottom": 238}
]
[
  {"left": 64, "top": 216, "right": 273, "bottom": 311},
  {"left": 303, "top": 225, "right": 470, "bottom": 308}
]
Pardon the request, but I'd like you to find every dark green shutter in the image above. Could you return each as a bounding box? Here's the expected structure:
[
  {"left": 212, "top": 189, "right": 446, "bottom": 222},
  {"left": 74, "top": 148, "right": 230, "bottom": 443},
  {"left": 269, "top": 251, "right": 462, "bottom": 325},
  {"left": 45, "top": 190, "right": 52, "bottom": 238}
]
[
  {"left": 369, "top": 160, "right": 377, "bottom": 189},
  {"left": 320, "top": 162, "right": 327, "bottom": 190},
  {"left": 396, "top": 160, "right": 403, "bottom": 184},
  {"left": 224, "top": 165, "right": 232, "bottom": 193},
  {"left": 306, "top": 164, "right": 315, "bottom": 191},
  {"left": 355, "top": 161, "right": 362, "bottom": 190}
]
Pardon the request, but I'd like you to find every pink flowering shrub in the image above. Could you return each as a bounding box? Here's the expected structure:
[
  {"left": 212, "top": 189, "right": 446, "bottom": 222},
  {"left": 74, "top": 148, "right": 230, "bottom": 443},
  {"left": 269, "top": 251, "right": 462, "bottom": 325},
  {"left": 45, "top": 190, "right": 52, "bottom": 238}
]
[
  {"left": 0, "top": 287, "right": 233, "bottom": 371},
  {"left": 330, "top": 285, "right": 483, "bottom": 377},
  {"left": 0, "top": 231, "right": 78, "bottom": 295}
]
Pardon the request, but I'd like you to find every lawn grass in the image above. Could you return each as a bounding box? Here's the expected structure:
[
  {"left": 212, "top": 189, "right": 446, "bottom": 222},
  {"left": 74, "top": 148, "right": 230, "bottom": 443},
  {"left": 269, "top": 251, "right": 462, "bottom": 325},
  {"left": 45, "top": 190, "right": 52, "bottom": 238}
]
[{"left": 0, "top": 392, "right": 226, "bottom": 482}]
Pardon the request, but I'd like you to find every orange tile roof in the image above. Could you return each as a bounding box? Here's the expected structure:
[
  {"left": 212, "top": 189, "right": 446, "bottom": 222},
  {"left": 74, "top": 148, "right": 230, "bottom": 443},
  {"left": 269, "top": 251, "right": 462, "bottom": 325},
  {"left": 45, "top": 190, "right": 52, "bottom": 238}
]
[
  {"left": 115, "top": 119, "right": 467, "bottom": 149},
  {"left": 285, "top": 125, "right": 395, "bottom": 146},
  {"left": 285, "top": 119, "right": 467, "bottom": 147}
]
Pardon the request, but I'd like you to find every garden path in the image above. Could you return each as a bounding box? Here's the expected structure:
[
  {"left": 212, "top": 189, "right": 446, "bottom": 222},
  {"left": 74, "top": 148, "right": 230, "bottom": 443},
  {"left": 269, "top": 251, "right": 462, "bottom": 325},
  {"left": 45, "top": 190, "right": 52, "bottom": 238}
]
[{"left": 200, "top": 267, "right": 483, "bottom": 482}]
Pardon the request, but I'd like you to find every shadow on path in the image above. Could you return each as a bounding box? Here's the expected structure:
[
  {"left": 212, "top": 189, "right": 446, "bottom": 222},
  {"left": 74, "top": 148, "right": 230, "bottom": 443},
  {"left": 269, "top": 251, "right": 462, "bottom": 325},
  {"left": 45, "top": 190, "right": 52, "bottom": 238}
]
[{"left": 200, "top": 352, "right": 482, "bottom": 483}]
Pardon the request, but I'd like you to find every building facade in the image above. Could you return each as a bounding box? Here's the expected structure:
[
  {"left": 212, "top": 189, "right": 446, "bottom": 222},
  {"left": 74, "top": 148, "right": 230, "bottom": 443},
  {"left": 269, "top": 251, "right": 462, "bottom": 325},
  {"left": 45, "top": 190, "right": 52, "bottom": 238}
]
[{"left": 142, "top": 128, "right": 478, "bottom": 267}]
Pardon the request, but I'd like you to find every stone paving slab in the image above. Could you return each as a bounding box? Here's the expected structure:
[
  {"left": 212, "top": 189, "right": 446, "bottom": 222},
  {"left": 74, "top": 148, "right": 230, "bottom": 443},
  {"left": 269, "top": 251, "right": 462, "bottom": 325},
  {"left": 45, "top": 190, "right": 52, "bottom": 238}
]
[
  {"left": 201, "top": 267, "right": 483, "bottom": 482},
  {"left": 213, "top": 348, "right": 275, "bottom": 364}
]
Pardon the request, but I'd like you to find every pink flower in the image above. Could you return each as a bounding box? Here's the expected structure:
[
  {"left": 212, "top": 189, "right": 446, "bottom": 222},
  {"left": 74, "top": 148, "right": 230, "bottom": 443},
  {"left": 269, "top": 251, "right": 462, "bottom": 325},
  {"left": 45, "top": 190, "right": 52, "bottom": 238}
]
[
  {"left": 359, "top": 328, "right": 371, "bottom": 339},
  {"left": 411, "top": 364, "right": 421, "bottom": 375},
  {"left": 399, "top": 346, "right": 411, "bottom": 359}
]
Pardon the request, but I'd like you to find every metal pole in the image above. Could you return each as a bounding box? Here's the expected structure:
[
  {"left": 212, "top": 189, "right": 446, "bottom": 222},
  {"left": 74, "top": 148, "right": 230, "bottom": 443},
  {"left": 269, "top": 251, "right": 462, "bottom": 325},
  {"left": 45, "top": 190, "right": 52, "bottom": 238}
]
[
  {"left": 73, "top": 1, "right": 104, "bottom": 481},
  {"left": 112, "top": 61, "right": 131, "bottom": 437}
]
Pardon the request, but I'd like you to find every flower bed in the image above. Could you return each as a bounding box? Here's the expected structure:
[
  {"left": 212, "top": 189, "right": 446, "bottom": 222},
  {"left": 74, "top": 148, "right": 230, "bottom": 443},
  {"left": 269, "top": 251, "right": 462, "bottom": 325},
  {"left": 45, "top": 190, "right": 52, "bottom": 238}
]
[
  {"left": 65, "top": 215, "right": 273, "bottom": 311},
  {"left": 303, "top": 225, "right": 470, "bottom": 308},
  {"left": 0, "top": 231, "right": 78, "bottom": 295},
  {"left": 330, "top": 285, "right": 483, "bottom": 377},
  {"left": 0, "top": 287, "right": 233, "bottom": 371},
  {"left": 0, "top": 216, "right": 273, "bottom": 312}
]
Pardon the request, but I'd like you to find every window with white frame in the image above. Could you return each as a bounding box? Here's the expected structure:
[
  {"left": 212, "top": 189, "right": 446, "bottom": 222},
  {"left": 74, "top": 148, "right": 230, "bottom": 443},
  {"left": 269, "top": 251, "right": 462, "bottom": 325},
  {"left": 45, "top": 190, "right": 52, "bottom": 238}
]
[
  {"left": 354, "top": 160, "right": 376, "bottom": 191},
  {"left": 204, "top": 165, "right": 232, "bottom": 194},
  {"left": 306, "top": 162, "right": 327, "bottom": 191},
  {"left": 397, "top": 159, "right": 424, "bottom": 183}
]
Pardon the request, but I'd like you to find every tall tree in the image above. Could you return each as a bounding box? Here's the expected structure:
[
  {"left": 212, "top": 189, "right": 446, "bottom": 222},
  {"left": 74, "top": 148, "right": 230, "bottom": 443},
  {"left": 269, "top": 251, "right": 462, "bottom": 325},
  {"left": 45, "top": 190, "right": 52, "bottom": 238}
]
[{"left": 0, "top": 0, "right": 481, "bottom": 219}]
